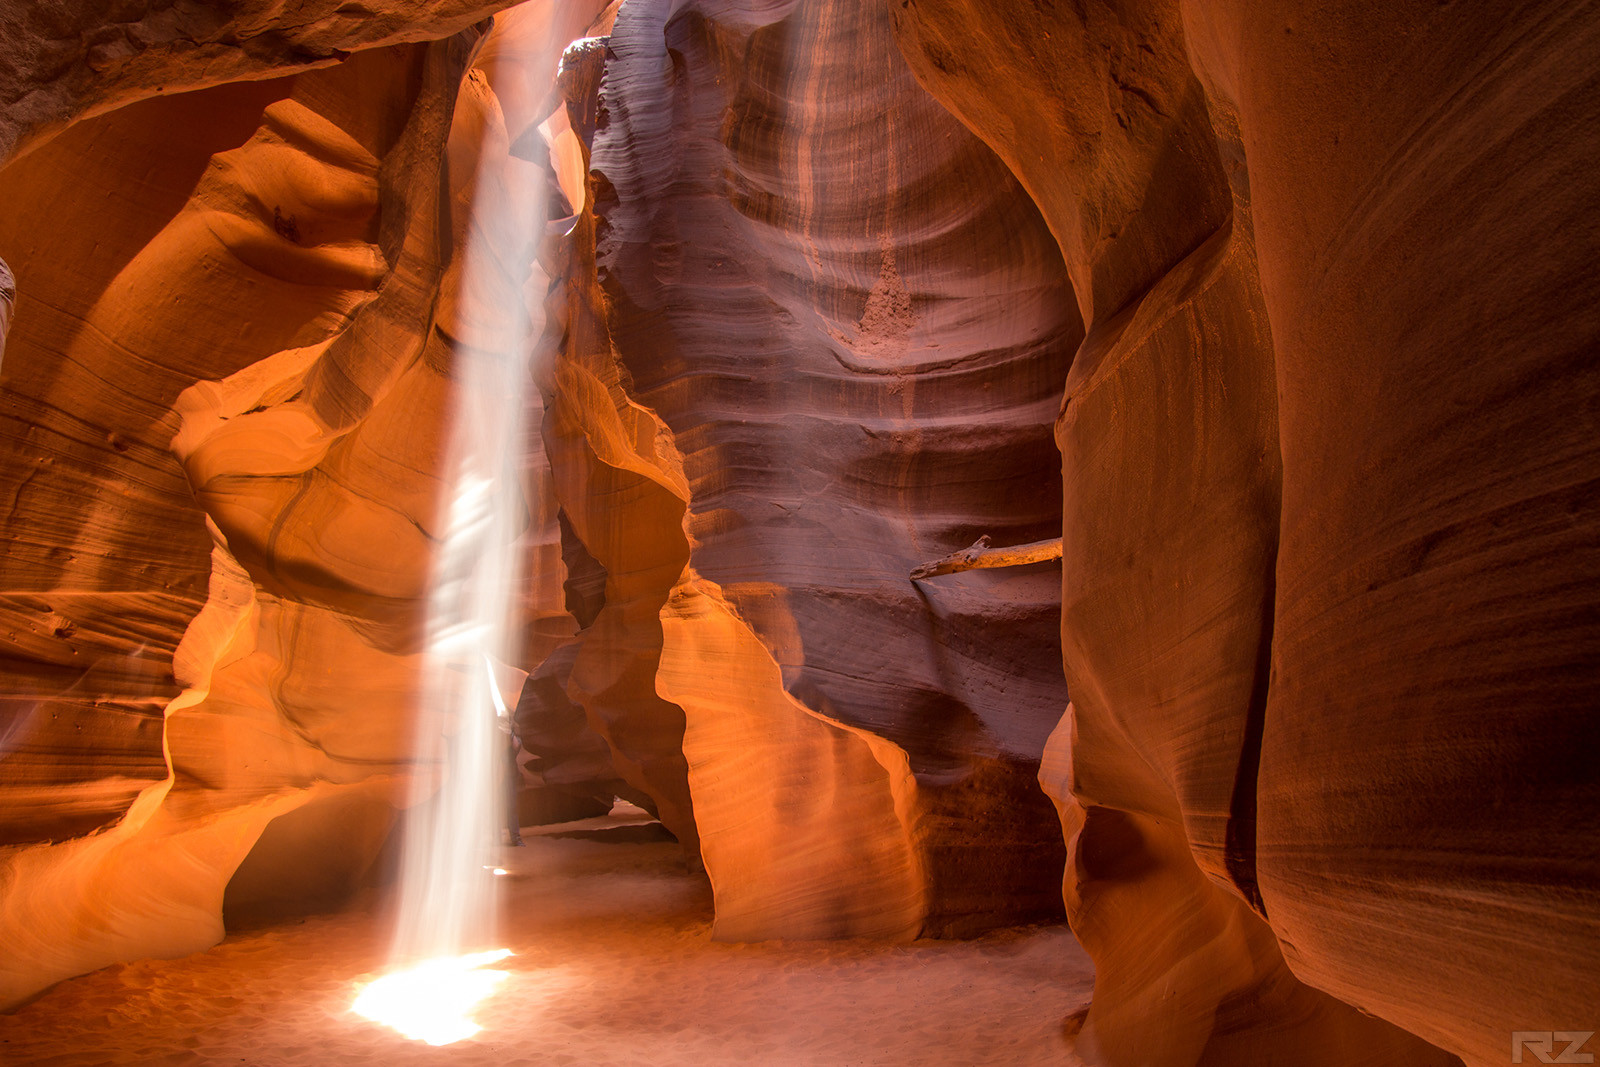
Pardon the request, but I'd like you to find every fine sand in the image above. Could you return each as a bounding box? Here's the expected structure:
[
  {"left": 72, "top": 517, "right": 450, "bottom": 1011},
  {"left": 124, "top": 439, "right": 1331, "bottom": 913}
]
[{"left": 0, "top": 808, "right": 1094, "bottom": 1066}]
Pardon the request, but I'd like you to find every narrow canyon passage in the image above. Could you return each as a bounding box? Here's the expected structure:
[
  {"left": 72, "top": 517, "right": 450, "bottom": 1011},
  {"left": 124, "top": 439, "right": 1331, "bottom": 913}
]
[{"left": 0, "top": 0, "right": 1595, "bottom": 1064}]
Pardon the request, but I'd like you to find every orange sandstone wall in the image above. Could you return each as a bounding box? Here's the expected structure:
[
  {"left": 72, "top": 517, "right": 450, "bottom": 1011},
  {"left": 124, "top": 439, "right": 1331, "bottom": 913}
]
[
  {"left": 0, "top": 32, "right": 486, "bottom": 1009},
  {"left": 0, "top": 1, "right": 1592, "bottom": 1058},
  {"left": 1181, "top": 5, "right": 1600, "bottom": 1064},
  {"left": 534, "top": 20, "right": 702, "bottom": 851},
  {"left": 0, "top": 3, "right": 613, "bottom": 1007},
  {"left": 890, "top": 2, "right": 1599, "bottom": 1066},
  {"left": 0, "top": 76, "right": 296, "bottom": 849}
]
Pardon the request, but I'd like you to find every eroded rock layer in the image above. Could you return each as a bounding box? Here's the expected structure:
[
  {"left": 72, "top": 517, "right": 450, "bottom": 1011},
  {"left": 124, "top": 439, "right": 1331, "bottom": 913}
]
[
  {"left": 0, "top": 0, "right": 518, "bottom": 166},
  {"left": 0, "top": 5, "right": 615, "bottom": 1006},
  {"left": 1180, "top": 5, "right": 1600, "bottom": 1064},
  {"left": 0, "top": 0, "right": 1593, "bottom": 1059},
  {"left": 534, "top": 17, "right": 701, "bottom": 853},
  {"left": 891, "top": 2, "right": 1600, "bottom": 1065},
  {"left": 0, "top": 75, "right": 300, "bottom": 849},
  {"left": 886, "top": 7, "right": 1453, "bottom": 1062},
  {"left": 0, "top": 33, "right": 483, "bottom": 1007},
  {"left": 586, "top": 0, "right": 1079, "bottom": 938}
]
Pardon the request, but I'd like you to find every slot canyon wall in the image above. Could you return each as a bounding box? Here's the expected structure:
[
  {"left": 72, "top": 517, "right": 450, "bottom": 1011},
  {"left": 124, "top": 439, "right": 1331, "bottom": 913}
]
[
  {"left": 0, "top": 2, "right": 1596, "bottom": 1067},
  {"left": 887, "top": 1, "right": 1599, "bottom": 1065},
  {"left": 0, "top": 0, "right": 516, "bottom": 164},
  {"left": 0, "top": 0, "right": 613, "bottom": 1007},
  {"left": 558, "top": 0, "right": 1079, "bottom": 940}
]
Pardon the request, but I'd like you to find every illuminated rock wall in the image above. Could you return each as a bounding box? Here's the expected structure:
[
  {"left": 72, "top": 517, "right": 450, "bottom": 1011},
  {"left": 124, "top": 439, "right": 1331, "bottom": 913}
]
[
  {"left": 0, "top": 4, "right": 612, "bottom": 1008},
  {"left": 0, "top": 33, "right": 484, "bottom": 1009},
  {"left": 0, "top": 0, "right": 512, "bottom": 163},
  {"left": 1183, "top": 6, "right": 1600, "bottom": 1064}
]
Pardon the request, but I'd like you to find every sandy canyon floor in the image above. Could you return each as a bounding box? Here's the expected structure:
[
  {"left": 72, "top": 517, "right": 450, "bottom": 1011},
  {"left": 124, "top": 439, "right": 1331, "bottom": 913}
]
[{"left": 0, "top": 809, "right": 1093, "bottom": 1066}]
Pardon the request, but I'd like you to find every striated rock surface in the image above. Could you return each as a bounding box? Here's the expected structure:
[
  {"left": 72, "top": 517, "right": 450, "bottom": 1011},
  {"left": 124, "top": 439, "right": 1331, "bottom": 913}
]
[
  {"left": 0, "top": 2, "right": 616, "bottom": 1006},
  {"left": 0, "top": 32, "right": 478, "bottom": 1007},
  {"left": 0, "top": 0, "right": 1592, "bottom": 1056},
  {"left": 0, "top": 0, "right": 517, "bottom": 167},
  {"left": 530, "top": 11, "right": 702, "bottom": 854},
  {"left": 886, "top": 6, "right": 1453, "bottom": 1064},
  {"left": 0, "top": 73, "right": 303, "bottom": 850},
  {"left": 583, "top": 0, "right": 1079, "bottom": 938},
  {"left": 893, "top": 1, "right": 1599, "bottom": 1065},
  {"left": 1179, "top": 4, "right": 1600, "bottom": 1064},
  {"left": 0, "top": 32, "right": 489, "bottom": 1008}
]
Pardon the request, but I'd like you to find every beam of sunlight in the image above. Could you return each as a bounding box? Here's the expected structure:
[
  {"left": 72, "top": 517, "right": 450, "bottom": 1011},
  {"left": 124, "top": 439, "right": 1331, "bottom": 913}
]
[
  {"left": 351, "top": 9, "right": 562, "bottom": 1047},
  {"left": 353, "top": 949, "right": 515, "bottom": 1046}
]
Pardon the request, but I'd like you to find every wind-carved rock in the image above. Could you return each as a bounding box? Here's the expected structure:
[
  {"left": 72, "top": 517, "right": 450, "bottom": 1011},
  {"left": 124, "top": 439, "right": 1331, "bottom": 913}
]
[
  {"left": 0, "top": 0, "right": 1588, "bottom": 1054},
  {"left": 891, "top": 1, "right": 1599, "bottom": 1065},
  {"left": 0, "top": 0, "right": 517, "bottom": 167},
  {"left": 885, "top": 15, "right": 1321, "bottom": 1060},
  {"left": 0, "top": 21, "right": 543, "bottom": 1009},
  {"left": 581, "top": 0, "right": 1080, "bottom": 938},
  {"left": 524, "top": 14, "right": 704, "bottom": 856},
  {"left": 1177, "top": 5, "right": 1600, "bottom": 1065},
  {"left": 892, "top": 2, "right": 1462, "bottom": 1066}
]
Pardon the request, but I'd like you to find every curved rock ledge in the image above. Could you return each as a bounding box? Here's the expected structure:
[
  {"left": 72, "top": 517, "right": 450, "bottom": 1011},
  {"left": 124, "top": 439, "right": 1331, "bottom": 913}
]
[{"left": 0, "top": 0, "right": 513, "bottom": 166}]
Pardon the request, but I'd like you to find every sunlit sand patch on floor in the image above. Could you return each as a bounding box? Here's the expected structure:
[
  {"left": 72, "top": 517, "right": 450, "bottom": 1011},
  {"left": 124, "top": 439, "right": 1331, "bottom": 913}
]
[{"left": 352, "top": 948, "right": 514, "bottom": 1046}]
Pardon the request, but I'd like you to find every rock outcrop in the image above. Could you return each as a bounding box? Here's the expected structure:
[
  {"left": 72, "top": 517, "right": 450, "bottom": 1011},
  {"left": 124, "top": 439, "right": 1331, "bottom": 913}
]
[
  {"left": 0, "top": 0, "right": 516, "bottom": 166},
  {"left": 0, "top": 74, "right": 291, "bottom": 851},
  {"left": 0, "top": 29, "right": 495, "bottom": 1007},
  {"left": 890, "top": 2, "right": 1600, "bottom": 1065},
  {"left": 0, "top": 0, "right": 1594, "bottom": 1060},
  {"left": 573, "top": 0, "right": 1080, "bottom": 939},
  {"left": 0, "top": 3, "right": 613, "bottom": 1007},
  {"left": 0, "top": 31, "right": 483, "bottom": 1007},
  {"left": 1180, "top": 5, "right": 1600, "bottom": 1064},
  {"left": 534, "top": 15, "right": 703, "bottom": 854}
]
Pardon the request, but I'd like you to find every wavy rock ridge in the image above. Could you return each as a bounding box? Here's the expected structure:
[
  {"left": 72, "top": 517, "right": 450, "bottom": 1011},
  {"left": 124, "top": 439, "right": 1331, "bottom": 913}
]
[
  {"left": 579, "top": 0, "right": 1079, "bottom": 939},
  {"left": 891, "top": 1, "right": 1600, "bottom": 1065},
  {"left": 0, "top": 4, "right": 616, "bottom": 1007}
]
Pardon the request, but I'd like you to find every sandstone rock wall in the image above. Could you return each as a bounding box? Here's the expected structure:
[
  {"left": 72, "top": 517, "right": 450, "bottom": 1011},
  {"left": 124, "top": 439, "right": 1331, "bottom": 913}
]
[
  {"left": 890, "top": 2, "right": 1599, "bottom": 1065},
  {"left": 534, "top": 20, "right": 702, "bottom": 852},
  {"left": 0, "top": 0, "right": 515, "bottom": 165},
  {"left": 0, "top": 0, "right": 1592, "bottom": 1057},
  {"left": 0, "top": 75, "right": 294, "bottom": 850},
  {"left": 1181, "top": 5, "right": 1600, "bottom": 1063},
  {"left": 0, "top": 3, "right": 614, "bottom": 1006},
  {"left": 0, "top": 31, "right": 486, "bottom": 1008},
  {"left": 579, "top": 0, "right": 1081, "bottom": 938}
]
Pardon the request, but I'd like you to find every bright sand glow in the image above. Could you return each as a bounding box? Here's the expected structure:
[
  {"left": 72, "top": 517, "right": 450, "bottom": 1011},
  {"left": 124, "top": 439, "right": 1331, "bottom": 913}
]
[{"left": 352, "top": 949, "right": 515, "bottom": 1046}]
